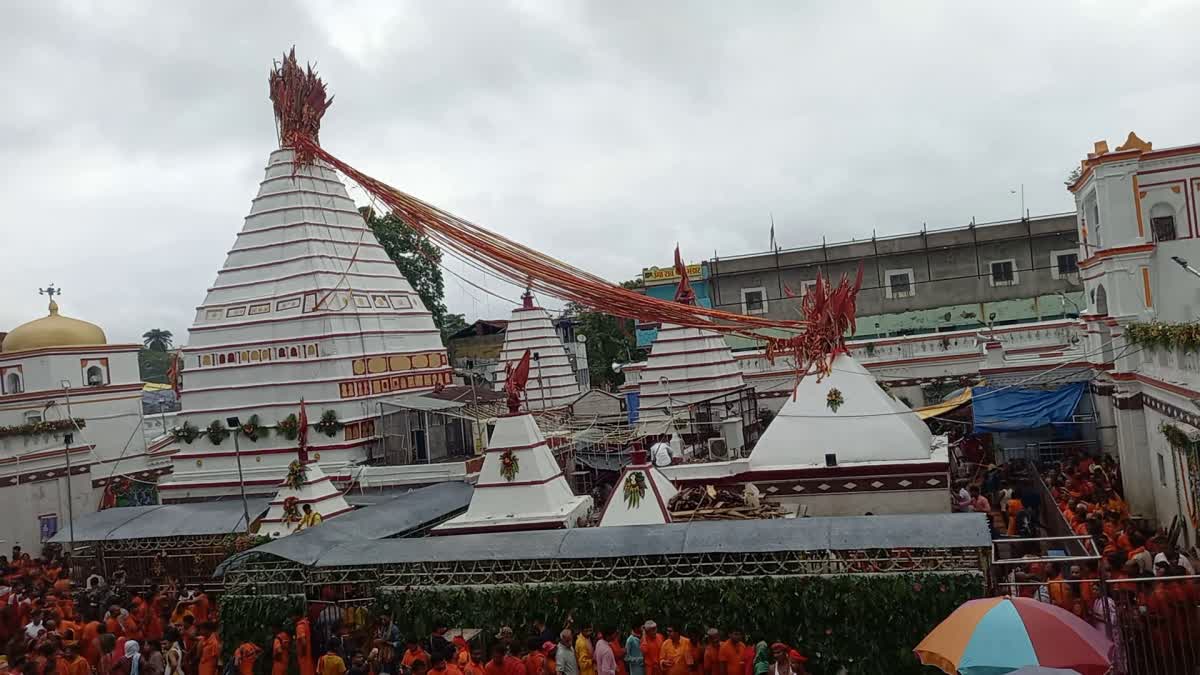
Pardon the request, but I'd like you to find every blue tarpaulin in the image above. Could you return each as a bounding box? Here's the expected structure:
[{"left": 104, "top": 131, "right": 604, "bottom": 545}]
[{"left": 972, "top": 382, "right": 1086, "bottom": 433}]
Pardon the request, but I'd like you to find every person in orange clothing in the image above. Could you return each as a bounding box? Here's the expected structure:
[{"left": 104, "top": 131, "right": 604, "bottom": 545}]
[
  {"left": 522, "top": 639, "right": 546, "bottom": 675},
  {"left": 235, "top": 641, "right": 264, "bottom": 675},
  {"left": 1005, "top": 495, "right": 1024, "bottom": 536},
  {"left": 717, "top": 632, "right": 747, "bottom": 675},
  {"left": 273, "top": 628, "right": 292, "bottom": 675},
  {"left": 403, "top": 638, "right": 431, "bottom": 670},
  {"left": 121, "top": 608, "right": 144, "bottom": 642},
  {"left": 317, "top": 646, "right": 347, "bottom": 675},
  {"left": 659, "top": 628, "right": 692, "bottom": 675},
  {"left": 81, "top": 619, "right": 103, "bottom": 669},
  {"left": 611, "top": 631, "right": 627, "bottom": 675},
  {"left": 62, "top": 643, "right": 90, "bottom": 675},
  {"left": 699, "top": 630, "right": 721, "bottom": 675},
  {"left": 430, "top": 652, "right": 463, "bottom": 675},
  {"left": 106, "top": 607, "right": 125, "bottom": 638},
  {"left": 640, "top": 623, "right": 664, "bottom": 675},
  {"left": 191, "top": 587, "right": 211, "bottom": 625},
  {"left": 296, "top": 613, "right": 315, "bottom": 675},
  {"left": 198, "top": 622, "right": 222, "bottom": 675}
]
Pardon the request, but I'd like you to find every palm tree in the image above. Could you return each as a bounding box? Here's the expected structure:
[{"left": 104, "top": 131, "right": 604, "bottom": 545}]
[{"left": 142, "top": 329, "right": 174, "bottom": 352}]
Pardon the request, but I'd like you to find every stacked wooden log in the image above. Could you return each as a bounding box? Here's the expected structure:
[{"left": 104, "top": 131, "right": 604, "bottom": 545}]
[{"left": 669, "top": 485, "right": 788, "bottom": 520}]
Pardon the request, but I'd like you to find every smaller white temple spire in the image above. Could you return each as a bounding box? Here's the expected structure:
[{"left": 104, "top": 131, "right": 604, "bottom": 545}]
[{"left": 599, "top": 444, "right": 678, "bottom": 527}]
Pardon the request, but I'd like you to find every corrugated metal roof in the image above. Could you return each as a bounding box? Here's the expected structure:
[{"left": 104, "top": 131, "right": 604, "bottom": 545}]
[
  {"left": 245, "top": 512, "right": 989, "bottom": 569},
  {"left": 49, "top": 499, "right": 269, "bottom": 543},
  {"left": 218, "top": 482, "right": 473, "bottom": 573},
  {"left": 383, "top": 394, "right": 467, "bottom": 412}
]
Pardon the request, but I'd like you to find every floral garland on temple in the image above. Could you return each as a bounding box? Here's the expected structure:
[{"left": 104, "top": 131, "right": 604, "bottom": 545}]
[
  {"left": 826, "top": 387, "right": 844, "bottom": 413},
  {"left": 499, "top": 449, "right": 520, "bottom": 481},
  {"left": 277, "top": 414, "right": 300, "bottom": 440},
  {"left": 240, "top": 415, "right": 267, "bottom": 441},
  {"left": 316, "top": 409, "right": 343, "bottom": 437},
  {"left": 206, "top": 420, "right": 230, "bottom": 445},
  {"left": 172, "top": 421, "right": 201, "bottom": 444},
  {"left": 285, "top": 460, "right": 308, "bottom": 490},
  {"left": 623, "top": 472, "right": 647, "bottom": 508},
  {"left": 0, "top": 418, "right": 85, "bottom": 441},
  {"left": 282, "top": 496, "right": 302, "bottom": 524},
  {"left": 1126, "top": 321, "right": 1200, "bottom": 351}
]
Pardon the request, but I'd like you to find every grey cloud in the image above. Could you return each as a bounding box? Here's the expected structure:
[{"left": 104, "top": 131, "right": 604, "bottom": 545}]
[{"left": 3, "top": 0, "right": 1199, "bottom": 341}]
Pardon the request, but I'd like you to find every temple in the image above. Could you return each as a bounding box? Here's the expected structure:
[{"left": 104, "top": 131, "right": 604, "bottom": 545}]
[
  {"left": 598, "top": 446, "right": 678, "bottom": 526},
  {"left": 435, "top": 350, "right": 591, "bottom": 533},
  {"left": 258, "top": 459, "right": 352, "bottom": 538},
  {"left": 636, "top": 248, "right": 745, "bottom": 420},
  {"left": 159, "top": 52, "right": 450, "bottom": 501},
  {"left": 492, "top": 291, "right": 581, "bottom": 410}
]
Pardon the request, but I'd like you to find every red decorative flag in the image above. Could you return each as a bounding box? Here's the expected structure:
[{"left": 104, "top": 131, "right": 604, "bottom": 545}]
[
  {"left": 166, "top": 353, "right": 181, "bottom": 398},
  {"left": 504, "top": 350, "right": 532, "bottom": 414},
  {"left": 297, "top": 398, "right": 309, "bottom": 464},
  {"left": 673, "top": 245, "right": 697, "bottom": 306}
]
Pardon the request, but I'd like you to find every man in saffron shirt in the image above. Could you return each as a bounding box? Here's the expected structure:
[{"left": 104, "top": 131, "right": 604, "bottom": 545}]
[
  {"left": 236, "top": 641, "right": 264, "bottom": 675},
  {"left": 700, "top": 630, "right": 721, "bottom": 675},
  {"left": 198, "top": 622, "right": 221, "bottom": 675},
  {"left": 717, "top": 631, "right": 747, "bottom": 675},
  {"left": 658, "top": 628, "right": 691, "bottom": 675},
  {"left": 63, "top": 643, "right": 90, "bottom": 675},
  {"left": 273, "top": 628, "right": 292, "bottom": 675},
  {"left": 639, "top": 623, "right": 663, "bottom": 675},
  {"left": 483, "top": 643, "right": 525, "bottom": 675},
  {"left": 296, "top": 613, "right": 315, "bottom": 675},
  {"left": 403, "top": 638, "right": 431, "bottom": 670}
]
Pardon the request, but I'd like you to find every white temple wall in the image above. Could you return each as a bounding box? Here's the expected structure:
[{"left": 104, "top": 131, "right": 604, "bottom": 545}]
[{"left": 770, "top": 488, "right": 949, "bottom": 517}]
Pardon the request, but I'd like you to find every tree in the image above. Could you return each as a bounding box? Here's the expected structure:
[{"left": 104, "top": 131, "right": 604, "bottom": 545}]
[
  {"left": 361, "top": 207, "right": 449, "bottom": 330},
  {"left": 142, "top": 329, "right": 173, "bottom": 352},
  {"left": 139, "top": 349, "right": 171, "bottom": 384},
  {"left": 565, "top": 279, "right": 645, "bottom": 390},
  {"left": 440, "top": 312, "right": 469, "bottom": 344}
]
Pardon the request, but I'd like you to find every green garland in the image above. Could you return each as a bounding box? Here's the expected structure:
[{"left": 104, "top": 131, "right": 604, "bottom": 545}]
[
  {"left": 218, "top": 594, "right": 307, "bottom": 663},
  {"left": 207, "top": 420, "right": 231, "bottom": 445},
  {"left": 1162, "top": 422, "right": 1195, "bottom": 449},
  {"left": 172, "top": 421, "right": 201, "bottom": 444},
  {"left": 623, "top": 472, "right": 647, "bottom": 508},
  {"left": 0, "top": 418, "right": 85, "bottom": 440},
  {"left": 316, "top": 409, "right": 343, "bottom": 437},
  {"left": 378, "top": 574, "right": 982, "bottom": 674},
  {"left": 277, "top": 414, "right": 300, "bottom": 441},
  {"left": 240, "top": 414, "right": 267, "bottom": 442},
  {"left": 1125, "top": 321, "right": 1200, "bottom": 351}
]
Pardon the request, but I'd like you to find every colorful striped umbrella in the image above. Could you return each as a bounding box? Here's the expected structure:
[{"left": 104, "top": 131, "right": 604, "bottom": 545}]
[{"left": 914, "top": 597, "right": 1112, "bottom": 675}]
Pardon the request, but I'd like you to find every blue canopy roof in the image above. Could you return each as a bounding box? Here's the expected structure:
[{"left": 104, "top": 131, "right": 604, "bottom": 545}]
[{"left": 972, "top": 382, "right": 1086, "bottom": 433}]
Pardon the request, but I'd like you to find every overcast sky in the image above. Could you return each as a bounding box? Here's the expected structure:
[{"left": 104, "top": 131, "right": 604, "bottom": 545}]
[{"left": 3, "top": 1, "right": 1199, "bottom": 345}]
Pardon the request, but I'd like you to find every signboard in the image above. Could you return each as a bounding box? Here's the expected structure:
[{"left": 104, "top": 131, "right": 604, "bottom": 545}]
[
  {"left": 39, "top": 514, "right": 58, "bottom": 541},
  {"left": 642, "top": 263, "right": 703, "bottom": 285}
]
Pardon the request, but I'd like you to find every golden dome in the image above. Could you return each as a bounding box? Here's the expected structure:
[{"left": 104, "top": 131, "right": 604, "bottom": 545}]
[{"left": 2, "top": 300, "right": 107, "bottom": 353}]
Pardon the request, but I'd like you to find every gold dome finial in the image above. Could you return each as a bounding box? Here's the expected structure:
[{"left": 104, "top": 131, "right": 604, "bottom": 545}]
[{"left": 1, "top": 286, "right": 107, "bottom": 353}]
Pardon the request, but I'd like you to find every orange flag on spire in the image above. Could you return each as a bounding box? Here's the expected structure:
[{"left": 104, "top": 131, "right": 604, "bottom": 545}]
[{"left": 504, "top": 350, "right": 532, "bottom": 414}]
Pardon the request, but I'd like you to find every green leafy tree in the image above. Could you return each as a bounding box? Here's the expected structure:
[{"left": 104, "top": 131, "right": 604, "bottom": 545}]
[
  {"left": 142, "top": 329, "right": 173, "bottom": 351},
  {"left": 440, "top": 312, "right": 469, "bottom": 344},
  {"left": 361, "top": 207, "right": 448, "bottom": 329},
  {"left": 139, "top": 349, "right": 171, "bottom": 384},
  {"left": 566, "top": 279, "right": 644, "bottom": 391}
]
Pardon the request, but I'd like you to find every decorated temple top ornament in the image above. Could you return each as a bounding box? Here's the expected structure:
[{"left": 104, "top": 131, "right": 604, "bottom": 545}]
[{"left": 504, "top": 349, "right": 532, "bottom": 414}]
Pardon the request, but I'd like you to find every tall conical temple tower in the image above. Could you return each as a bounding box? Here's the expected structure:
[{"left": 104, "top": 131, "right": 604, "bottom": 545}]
[
  {"left": 160, "top": 51, "right": 450, "bottom": 501},
  {"left": 638, "top": 248, "right": 743, "bottom": 419},
  {"left": 492, "top": 291, "right": 580, "bottom": 410}
]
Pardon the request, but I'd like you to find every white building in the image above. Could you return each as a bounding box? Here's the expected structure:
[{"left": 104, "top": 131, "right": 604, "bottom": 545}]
[
  {"left": 159, "top": 142, "right": 451, "bottom": 502},
  {"left": 1067, "top": 133, "right": 1200, "bottom": 543},
  {"left": 434, "top": 411, "right": 591, "bottom": 534},
  {"left": 492, "top": 293, "right": 581, "bottom": 410},
  {"left": 0, "top": 295, "right": 165, "bottom": 548}
]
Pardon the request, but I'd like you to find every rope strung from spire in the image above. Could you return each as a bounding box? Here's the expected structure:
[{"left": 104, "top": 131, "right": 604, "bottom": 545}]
[{"left": 283, "top": 133, "right": 862, "bottom": 386}]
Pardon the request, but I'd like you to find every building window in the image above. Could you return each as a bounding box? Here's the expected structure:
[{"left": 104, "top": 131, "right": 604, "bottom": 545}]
[
  {"left": 1159, "top": 453, "right": 1168, "bottom": 486},
  {"left": 38, "top": 514, "right": 58, "bottom": 542},
  {"left": 1152, "top": 216, "right": 1177, "bottom": 242},
  {"left": 800, "top": 280, "right": 817, "bottom": 296},
  {"left": 3, "top": 372, "right": 21, "bottom": 395},
  {"left": 1051, "top": 250, "right": 1078, "bottom": 279},
  {"left": 740, "top": 287, "right": 768, "bottom": 315},
  {"left": 884, "top": 269, "right": 915, "bottom": 299},
  {"left": 85, "top": 366, "right": 105, "bottom": 386},
  {"left": 24, "top": 411, "right": 42, "bottom": 424},
  {"left": 989, "top": 259, "right": 1018, "bottom": 287}
]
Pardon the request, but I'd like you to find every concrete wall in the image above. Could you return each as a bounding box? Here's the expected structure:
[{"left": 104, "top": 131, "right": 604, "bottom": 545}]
[
  {"left": 710, "top": 214, "right": 1082, "bottom": 337},
  {"left": 770, "top": 488, "right": 949, "bottom": 517}
]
